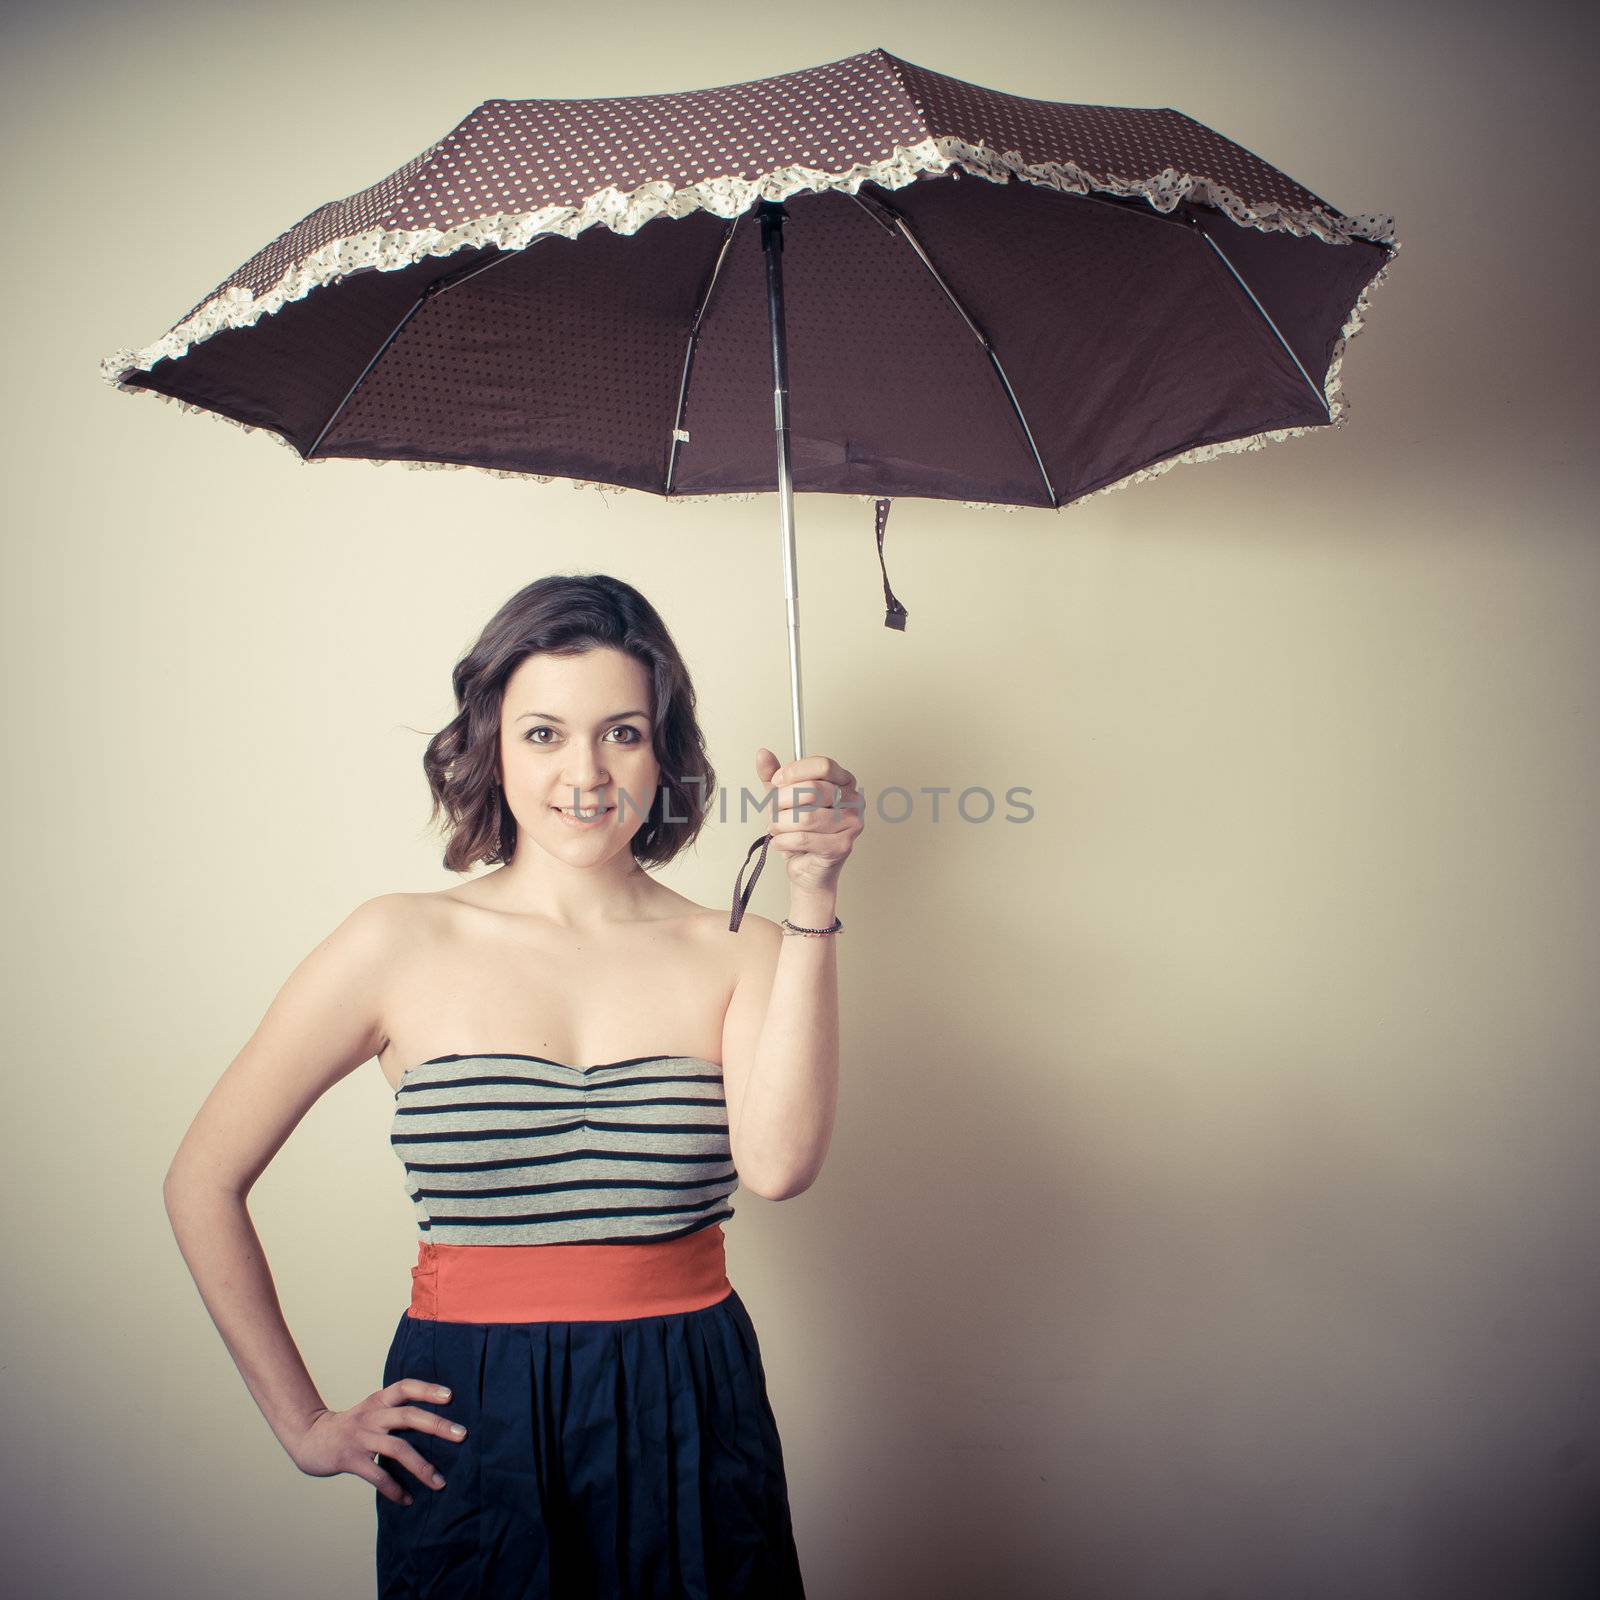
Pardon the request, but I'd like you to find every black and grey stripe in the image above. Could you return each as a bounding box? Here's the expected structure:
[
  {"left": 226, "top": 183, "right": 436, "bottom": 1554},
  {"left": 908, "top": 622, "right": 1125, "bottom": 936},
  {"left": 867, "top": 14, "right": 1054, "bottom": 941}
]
[{"left": 390, "top": 1052, "right": 738, "bottom": 1246}]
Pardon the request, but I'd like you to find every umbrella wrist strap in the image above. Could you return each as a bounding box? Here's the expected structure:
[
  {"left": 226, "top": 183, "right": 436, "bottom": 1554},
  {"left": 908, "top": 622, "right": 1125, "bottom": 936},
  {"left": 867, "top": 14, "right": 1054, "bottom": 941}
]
[
  {"left": 728, "top": 832, "right": 771, "bottom": 932},
  {"left": 875, "top": 498, "right": 908, "bottom": 631}
]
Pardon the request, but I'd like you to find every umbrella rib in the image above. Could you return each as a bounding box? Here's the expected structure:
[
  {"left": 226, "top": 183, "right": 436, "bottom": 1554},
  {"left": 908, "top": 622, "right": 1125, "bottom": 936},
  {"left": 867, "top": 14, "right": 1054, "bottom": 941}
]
[
  {"left": 665, "top": 215, "right": 743, "bottom": 494},
  {"left": 305, "top": 246, "right": 525, "bottom": 461},
  {"left": 849, "top": 194, "right": 1059, "bottom": 509},
  {"left": 1193, "top": 227, "right": 1332, "bottom": 419}
]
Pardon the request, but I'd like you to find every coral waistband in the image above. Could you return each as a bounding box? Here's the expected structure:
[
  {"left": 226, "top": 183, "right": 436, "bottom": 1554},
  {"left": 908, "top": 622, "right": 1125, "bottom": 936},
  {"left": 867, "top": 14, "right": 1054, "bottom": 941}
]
[{"left": 406, "top": 1225, "right": 732, "bottom": 1323}]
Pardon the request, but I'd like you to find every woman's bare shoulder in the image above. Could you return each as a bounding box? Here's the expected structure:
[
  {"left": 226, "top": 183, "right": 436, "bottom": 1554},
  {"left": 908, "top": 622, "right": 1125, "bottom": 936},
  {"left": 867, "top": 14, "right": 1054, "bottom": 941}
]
[
  {"left": 673, "top": 897, "right": 779, "bottom": 935},
  {"left": 683, "top": 905, "right": 784, "bottom": 984},
  {"left": 339, "top": 889, "right": 444, "bottom": 948}
]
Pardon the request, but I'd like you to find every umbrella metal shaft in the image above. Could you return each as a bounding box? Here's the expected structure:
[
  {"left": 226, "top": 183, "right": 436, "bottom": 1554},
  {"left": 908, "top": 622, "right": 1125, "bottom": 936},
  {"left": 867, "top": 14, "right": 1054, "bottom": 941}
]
[{"left": 759, "top": 199, "right": 806, "bottom": 766}]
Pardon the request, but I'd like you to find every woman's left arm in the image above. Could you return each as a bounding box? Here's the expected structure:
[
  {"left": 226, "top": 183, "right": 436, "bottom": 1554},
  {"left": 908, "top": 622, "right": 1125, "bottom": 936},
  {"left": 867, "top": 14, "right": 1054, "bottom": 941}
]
[{"left": 720, "top": 751, "right": 864, "bottom": 1200}]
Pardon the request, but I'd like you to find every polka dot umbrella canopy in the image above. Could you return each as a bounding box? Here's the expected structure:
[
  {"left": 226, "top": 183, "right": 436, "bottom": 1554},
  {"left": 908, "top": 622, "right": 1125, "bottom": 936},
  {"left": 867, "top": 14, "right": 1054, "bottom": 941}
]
[{"left": 102, "top": 46, "right": 1399, "bottom": 927}]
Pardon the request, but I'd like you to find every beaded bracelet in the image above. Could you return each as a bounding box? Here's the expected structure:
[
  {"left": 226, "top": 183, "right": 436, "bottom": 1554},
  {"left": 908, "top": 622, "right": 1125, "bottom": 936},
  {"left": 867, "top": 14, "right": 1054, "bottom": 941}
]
[{"left": 780, "top": 915, "right": 844, "bottom": 938}]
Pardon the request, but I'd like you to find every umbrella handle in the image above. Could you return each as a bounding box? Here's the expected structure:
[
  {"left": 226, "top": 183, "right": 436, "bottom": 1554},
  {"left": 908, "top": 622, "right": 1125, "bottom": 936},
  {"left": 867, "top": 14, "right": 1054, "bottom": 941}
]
[
  {"left": 729, "top": 207, "right": 908, "bottom": 933},
  {"left": 723, "top": 199, "right": 793, "bottom": 936}
]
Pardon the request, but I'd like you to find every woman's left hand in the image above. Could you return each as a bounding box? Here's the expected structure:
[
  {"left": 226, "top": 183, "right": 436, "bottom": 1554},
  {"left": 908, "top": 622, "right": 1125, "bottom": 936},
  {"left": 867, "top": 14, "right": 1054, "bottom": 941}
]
[{"left": 754, "top": 749, "right": 865, "bottom": 893}]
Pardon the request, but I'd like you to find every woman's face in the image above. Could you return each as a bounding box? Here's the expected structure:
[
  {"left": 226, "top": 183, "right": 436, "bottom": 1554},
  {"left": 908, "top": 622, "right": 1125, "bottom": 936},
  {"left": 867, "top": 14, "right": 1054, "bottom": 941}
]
[{"left": 497, "top": 647, "right": 662, "bottom": 857}]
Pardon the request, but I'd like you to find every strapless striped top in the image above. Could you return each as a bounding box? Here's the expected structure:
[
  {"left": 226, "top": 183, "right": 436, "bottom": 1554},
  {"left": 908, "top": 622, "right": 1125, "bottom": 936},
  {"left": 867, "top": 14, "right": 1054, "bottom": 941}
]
[{"left": 389, "top": 1051, "right": 738, "bottom": 1247}]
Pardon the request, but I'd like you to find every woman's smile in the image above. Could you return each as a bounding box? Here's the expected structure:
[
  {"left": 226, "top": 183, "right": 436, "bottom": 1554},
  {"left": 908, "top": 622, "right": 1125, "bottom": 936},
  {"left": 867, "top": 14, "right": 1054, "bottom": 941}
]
[{"left": 551, "top": 803, "right": 615, "bottom": 827}]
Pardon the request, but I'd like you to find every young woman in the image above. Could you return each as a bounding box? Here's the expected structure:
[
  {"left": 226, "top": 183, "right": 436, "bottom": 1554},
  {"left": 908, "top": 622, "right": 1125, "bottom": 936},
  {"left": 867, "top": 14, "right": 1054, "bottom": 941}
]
[{"left": 161, "top": 573, "right": 863, "bottom": 1597}]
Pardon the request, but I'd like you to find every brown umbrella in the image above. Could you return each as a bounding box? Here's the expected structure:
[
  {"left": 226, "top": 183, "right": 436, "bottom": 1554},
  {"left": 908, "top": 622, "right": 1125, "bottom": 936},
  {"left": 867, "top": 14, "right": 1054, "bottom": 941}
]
[{"left": 101, "top": 46, "right": 1400, "bottom": 927}]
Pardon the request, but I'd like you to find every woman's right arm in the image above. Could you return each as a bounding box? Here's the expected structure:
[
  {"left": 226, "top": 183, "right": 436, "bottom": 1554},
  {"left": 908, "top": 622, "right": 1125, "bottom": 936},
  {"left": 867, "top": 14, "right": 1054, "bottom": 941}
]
[{"left": 162, "top": 893, "right": 463, "bottom": 1505}]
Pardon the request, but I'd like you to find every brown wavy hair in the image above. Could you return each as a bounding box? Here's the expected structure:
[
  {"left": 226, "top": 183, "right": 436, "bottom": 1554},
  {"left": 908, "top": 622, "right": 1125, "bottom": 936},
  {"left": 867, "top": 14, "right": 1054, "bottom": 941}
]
[{"left": 422, "top": 574, "right": 715, "bottom": 874}]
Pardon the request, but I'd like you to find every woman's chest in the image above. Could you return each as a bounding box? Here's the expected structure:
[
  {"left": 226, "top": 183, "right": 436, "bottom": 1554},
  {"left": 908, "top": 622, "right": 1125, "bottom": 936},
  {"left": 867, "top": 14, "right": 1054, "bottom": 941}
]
[{"left": 376, "top": 908, "right": 734, "bottom": 1092}]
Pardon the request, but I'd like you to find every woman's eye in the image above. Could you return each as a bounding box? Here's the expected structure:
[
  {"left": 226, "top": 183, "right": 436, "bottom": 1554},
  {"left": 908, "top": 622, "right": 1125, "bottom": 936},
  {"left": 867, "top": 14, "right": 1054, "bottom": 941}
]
[{"left": 524, "top": 726, "right": 641, "bottom": 745}]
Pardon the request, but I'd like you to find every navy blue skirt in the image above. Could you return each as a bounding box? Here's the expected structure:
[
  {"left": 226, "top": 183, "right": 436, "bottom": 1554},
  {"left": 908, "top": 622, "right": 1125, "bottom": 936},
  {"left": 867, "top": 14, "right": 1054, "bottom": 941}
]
[{"left": 374, "top": 1286, "right": 806, "bottom": 1598}]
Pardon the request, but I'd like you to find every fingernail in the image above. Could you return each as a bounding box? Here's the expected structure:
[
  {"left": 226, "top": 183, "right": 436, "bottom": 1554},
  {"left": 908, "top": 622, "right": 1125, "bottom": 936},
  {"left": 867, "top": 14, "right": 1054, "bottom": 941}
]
[
  {"left": 403, "top": 1494, "right": 414, "bottom": 1506},
  {"left": 434, "top": 1474, "right": 446, "bottom": 1488},
  {"left": 450, "top": 1424, "right": 466, "bottom": 1437},
  {"left": 437, "top": 1387, "right": 451, "bottom": 1398}
]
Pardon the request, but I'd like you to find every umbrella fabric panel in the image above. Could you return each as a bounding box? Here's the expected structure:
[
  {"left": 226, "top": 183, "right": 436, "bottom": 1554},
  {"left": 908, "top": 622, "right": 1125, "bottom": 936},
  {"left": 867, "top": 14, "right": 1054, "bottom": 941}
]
[
  {"left": 370, "top": 55, "right": 929, "bottom": 229},
  {"left": 895, "top": 177, "right": 1313, "bottom": 500},
  {"left": 320, "top": 217, "right": 732, "bottom": 489},
  {"left": 895, "top": 57, "right": 1340, "bottom": 229},
  {"left": 152, "top": 51, "right": 932, "bottom": 324},
  {"left": 130, "top": 253, "right": 493, "bottom": 452},
  {"left": 1186, "top": 208, "right": 1392, "bottom": 418},
  {"left": 672, "top": 189, "right": 1052, "bottom": 504},
  {"left": 877, "top": 175, "right": 1391, "bottom": 500}
]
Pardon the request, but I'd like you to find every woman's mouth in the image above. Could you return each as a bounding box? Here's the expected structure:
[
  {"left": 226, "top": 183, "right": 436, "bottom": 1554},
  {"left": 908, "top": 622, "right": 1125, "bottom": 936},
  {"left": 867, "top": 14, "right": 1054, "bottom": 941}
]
[{"left": 552, "top": 804, "right": 614, "bottom": 827}]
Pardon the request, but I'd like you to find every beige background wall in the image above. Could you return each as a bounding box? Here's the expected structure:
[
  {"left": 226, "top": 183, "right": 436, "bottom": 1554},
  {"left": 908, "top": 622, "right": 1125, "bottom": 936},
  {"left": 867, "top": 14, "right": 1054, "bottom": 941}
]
[{"left": 4, "top": 1, "right": 1597, "bottom": 1596}]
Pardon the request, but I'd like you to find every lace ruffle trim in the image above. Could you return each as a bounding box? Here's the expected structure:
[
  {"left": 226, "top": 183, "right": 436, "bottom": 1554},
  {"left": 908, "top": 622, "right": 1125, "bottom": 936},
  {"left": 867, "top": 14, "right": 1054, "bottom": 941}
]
[
  {"left": 101, "top": 131, "right": 1397, "bottom": 387},
  {"left": 100, "top": 131, "right": 1399, "bottom": 511}
]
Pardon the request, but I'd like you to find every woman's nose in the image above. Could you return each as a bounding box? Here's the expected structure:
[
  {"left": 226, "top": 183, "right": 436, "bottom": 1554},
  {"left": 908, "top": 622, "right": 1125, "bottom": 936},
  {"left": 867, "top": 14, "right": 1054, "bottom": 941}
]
[{"left": 561, "top": 748, "right": 610, "bottom": 789}]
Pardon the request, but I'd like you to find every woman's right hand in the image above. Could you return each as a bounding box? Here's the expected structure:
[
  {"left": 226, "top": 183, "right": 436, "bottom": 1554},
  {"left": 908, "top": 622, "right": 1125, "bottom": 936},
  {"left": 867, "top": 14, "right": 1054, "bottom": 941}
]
[{"left": 291, "top": 1379, "right": 468, "bottom": 1504}]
